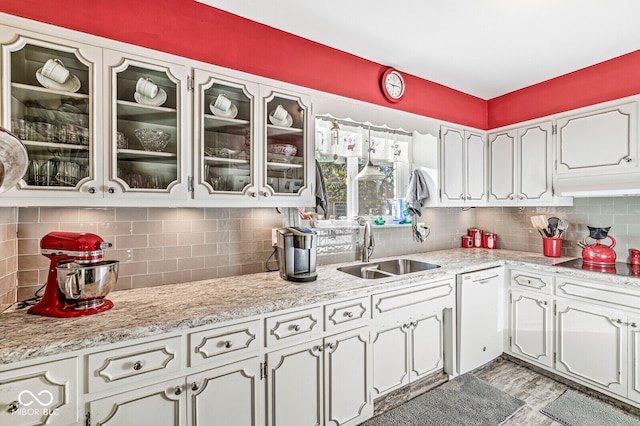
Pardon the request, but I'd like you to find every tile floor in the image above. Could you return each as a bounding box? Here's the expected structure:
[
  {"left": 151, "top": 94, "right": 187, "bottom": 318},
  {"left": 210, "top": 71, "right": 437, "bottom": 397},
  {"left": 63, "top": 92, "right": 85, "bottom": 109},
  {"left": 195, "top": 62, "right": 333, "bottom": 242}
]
[{"left": 475, "top": 357, "right": 640, "bottom": 425}]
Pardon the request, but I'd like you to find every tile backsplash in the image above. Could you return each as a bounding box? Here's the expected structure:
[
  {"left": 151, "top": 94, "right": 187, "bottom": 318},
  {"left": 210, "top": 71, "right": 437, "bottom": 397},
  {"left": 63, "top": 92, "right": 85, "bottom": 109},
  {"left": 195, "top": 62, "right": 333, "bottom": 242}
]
[{"left": 0, "top": 196, "right": 638, "bottom": 308}]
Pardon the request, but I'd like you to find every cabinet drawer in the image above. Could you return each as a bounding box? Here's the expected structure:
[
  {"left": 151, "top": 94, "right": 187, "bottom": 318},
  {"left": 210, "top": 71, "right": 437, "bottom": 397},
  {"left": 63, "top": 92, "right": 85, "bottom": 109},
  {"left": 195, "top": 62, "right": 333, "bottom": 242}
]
[
  {"left": 87, "top": 336, "right": 183, "bottom": 393},
  {"left": 510, "top": 269, "right": 553, "bottom": 293},
  {"left": 265, "top": 306, "right": 323, "bottom": 347},
  {"left": 372, "top": 279, "right": 454, "bottom": 318},
  {"left": 556, "top": 276, "right": 640, "bottom": 310},
  {"left": 189, "top": 320, "right": 260, "bottom": 367},
  {"left": 324, "top": 297, "right": 369, "bottom": 331}
]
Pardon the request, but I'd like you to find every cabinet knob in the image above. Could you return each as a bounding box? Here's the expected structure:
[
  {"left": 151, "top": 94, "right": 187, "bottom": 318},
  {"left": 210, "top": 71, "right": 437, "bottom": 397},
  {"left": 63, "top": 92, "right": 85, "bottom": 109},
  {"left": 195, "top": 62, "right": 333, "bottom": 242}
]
[
  {"left": 174, "top": 386, "right": 183, "bottom": 396},
  {"left": 344, "top": 311, "right": 354, "bottom": 318},
  {"left": 262, "top": 191, "right": 271, "bottom": 197},
  {"left": 249, "top": 191, "right": 257, "bottom": 198},
  {"left": 518, "top": 195, "right": 524, "bottom": 200},
  {"left": 7, "top": 401, "right": 19, "bottom": 413},
  {"left": 191, "top": 382, "right": 199, "bottom": 392},
  {"left": 624, "top": 156, "right": 633, "bottom": 163},
  {"left": 326, "top": 342, "right": 336, "bottom": 350},
  {"left": 402, "top": 323, "right": 410, "bottom": 329},
  {"left": 508, "top": 195, "right": 514, "bottom": 200},
  {"left": 224, "top": 341, "right": 233, "bottom": 349},
  {"left": 616, "top": 319, "right": 623, "bottom": 324},
  {"left": 459, "top": 194, "right": 465, "bottom": 200},
  {"left": 133, "top": 361, "right": 143, "bottom": 371},
  {"left": 291, "top": 324, "right": 301, "bottom": 332},
  {"left": 88, "top": 187, "right": 96, "bottom": 194},
  {"left": 108, "top": 187, "right": 116, "bottom": 194},
  {"left": 316, "top": 345, "right": 323, "bottom": 352},
  {"left": 466, "top": 195, "right": 471, "bottom": 200},
  {"left": 631, "top": 323, "right": 638, "bottom": 328}
]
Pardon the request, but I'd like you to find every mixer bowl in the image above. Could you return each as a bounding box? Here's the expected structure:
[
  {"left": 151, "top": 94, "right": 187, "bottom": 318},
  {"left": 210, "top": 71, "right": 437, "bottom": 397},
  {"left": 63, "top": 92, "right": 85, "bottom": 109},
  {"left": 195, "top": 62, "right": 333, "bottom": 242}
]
[{"left": 57, "top": 260, "right": 119, "bottom": 303}]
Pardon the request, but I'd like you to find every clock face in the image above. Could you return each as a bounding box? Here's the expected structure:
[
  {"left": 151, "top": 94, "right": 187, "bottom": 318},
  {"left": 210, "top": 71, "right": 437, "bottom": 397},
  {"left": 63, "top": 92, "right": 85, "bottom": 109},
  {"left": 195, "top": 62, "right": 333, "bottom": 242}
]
[{"left": 382, "top": 69, "right": 405, "bottom": 102}]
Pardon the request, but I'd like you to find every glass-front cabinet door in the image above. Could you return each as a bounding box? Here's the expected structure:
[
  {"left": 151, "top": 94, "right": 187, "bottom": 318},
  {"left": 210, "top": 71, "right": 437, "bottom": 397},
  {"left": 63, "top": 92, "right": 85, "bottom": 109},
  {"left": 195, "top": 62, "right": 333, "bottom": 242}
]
[
  {"left": 0, "top": 30, "right": 101, "bottom": 198},
  {"left": 104, "top": 49, "right": 189, "bottom": 200},
  {"left": 261, "top": 87, "right": 314, "bottom": 206},
  {"left": 193, "top": 69, "right": 258, "bottom": 202}
]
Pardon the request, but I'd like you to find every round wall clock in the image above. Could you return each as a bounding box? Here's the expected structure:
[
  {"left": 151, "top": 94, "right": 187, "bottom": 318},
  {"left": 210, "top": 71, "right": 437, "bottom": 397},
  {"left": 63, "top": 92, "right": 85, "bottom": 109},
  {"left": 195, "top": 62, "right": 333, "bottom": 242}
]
[{"left": 381, "top": 68, "right": 405, "bottom": 102}]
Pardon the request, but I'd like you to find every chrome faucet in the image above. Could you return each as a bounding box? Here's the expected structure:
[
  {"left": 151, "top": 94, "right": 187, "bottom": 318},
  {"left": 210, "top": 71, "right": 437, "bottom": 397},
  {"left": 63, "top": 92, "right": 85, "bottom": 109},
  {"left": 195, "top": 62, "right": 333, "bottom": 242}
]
[{"left": 354, "top": 216, "right": 375, "bottom": 262}]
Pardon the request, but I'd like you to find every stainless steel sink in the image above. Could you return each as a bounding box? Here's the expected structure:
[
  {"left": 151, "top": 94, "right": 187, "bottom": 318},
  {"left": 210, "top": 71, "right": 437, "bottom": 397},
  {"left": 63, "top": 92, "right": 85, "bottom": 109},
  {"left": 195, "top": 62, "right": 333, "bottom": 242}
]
[{"left": 337, "top": 259, "right": 440, "bottom": 279}]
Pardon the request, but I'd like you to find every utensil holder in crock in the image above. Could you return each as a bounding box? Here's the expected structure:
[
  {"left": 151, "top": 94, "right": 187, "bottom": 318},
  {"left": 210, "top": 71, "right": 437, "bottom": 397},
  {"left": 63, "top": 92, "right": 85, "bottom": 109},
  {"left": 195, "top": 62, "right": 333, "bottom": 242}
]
[{"left": 543, "top": 237, "right": 562, "bottom": 257}]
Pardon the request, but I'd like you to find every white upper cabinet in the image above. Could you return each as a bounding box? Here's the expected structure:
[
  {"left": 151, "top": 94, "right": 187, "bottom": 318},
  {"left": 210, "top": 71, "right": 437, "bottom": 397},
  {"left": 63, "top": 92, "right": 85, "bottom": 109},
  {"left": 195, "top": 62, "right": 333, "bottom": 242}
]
[
  {"left": 193, "top": 69, "right": 259, "bottom": 204},
  {"left": 260, "top": 85, "right": 314, "bottom": 207},
  {"left": 103, "top": 49, "right": 190, "bottom": 200},
  {"left": 554, "top": 101, "right": 639, "bottom": 196},
  {"left": 0, "top": 27, "right": 101, "bottom": 200},
  {"left": 488, "top": 121, "right": 557, "bottom": 205},
  {"left": 0, "top": 22, "right": 316, "bottom": 207},
  {"left": 440, "top": 126, "right": 486, "bottom": 206},
  {"left": 556, "top": 102, "right": 637, "bottom": 175}
]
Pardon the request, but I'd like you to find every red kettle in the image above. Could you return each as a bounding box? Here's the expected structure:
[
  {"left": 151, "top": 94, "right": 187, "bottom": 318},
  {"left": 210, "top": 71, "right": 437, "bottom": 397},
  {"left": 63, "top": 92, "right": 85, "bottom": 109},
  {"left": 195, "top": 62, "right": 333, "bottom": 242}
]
[{"left": 581, "top": 226, "right": 616, "bottom": 265}]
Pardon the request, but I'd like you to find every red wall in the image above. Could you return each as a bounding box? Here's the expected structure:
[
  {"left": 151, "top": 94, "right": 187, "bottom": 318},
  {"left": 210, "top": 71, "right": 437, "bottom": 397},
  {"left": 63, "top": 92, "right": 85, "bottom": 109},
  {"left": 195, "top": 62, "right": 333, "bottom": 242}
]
[
  {"left": 0, "top": 0, "right": 487, "bottom": 129},
  {"left": 488, "top": 50, "right": 640, "bottom": 129},
  {"left": 0, "top": 1, "right": 638, "bottom": 130}
]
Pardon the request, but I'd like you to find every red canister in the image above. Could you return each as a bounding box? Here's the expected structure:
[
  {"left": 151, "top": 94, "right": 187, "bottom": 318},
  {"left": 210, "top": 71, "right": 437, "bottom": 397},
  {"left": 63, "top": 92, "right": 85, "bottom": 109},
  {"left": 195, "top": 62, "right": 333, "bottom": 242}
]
[
  {"left": 483, "top": 232, "right": 497, "bottom": 249},
  {"left": 468, "top": 228, "right": 483, "bottom": 248},
  {"left": 461, "top": 235, "right": 473, "bottom": 248}
]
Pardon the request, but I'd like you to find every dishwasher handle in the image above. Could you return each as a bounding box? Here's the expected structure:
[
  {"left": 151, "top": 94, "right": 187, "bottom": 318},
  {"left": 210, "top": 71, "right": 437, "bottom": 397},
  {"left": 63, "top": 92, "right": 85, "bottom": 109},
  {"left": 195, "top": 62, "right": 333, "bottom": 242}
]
[{"left": 471, "top": 274, "right": 500, "bottom": 283}]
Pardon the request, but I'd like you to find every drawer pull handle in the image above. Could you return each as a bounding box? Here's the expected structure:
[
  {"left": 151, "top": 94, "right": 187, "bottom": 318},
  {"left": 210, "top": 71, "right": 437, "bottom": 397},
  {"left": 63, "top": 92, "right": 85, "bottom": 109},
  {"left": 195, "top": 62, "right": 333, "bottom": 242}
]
[
  {"left": 7, "top": 401, "right": 18, "bottom": 413},
  {"left": 191, "top": 382, "right": 199, "bottom": 392},
  {"left": 224, "top": 341, "right": 233, "bottom": 349},
  {"left": 174, "top": 386, "right": 183, "bottom": 396},
  {"left": 133, "top": 361, "right": 143, "bottom": 371},
  {"left": 345, "top": 311, "right": 354, "bottom": 318},
  {"left": 291, "top": 324, "right": 301, "bottom": 332}
]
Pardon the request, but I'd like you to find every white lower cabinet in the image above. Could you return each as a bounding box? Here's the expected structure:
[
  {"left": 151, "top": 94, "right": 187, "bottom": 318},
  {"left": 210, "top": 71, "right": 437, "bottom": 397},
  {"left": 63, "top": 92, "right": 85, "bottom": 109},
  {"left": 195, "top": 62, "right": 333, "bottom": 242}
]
[
  {"left": 266, "top": 327, "right": 371, "bottom": 426},
  {"left": 555, "top": 298, "right": 627, "bottom": 396},
  {"left": 371, "top": 310, "right": 447, "bottom": 397},
  {"left": 89, "top": 356, "right": 262, "bottom": 426},
  {"left": 89, "top": 378, "right": 186, "bottom": 426},
  {"left": 509, "top": 289, "right": 553, "bottom": 368},
  {"left": 628, "top": 316, "right": 640, "bottom": 403},
  {"left": 188, "top": 358, "right": 262, "bottom": 426},
  {"left": 0, "top": 358, "right": 78, "bottom": 426}
]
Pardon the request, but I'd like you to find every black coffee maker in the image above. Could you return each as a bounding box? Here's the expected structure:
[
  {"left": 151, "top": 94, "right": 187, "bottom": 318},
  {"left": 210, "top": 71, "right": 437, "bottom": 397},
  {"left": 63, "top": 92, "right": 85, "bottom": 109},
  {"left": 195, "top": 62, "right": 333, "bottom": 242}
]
[{"left": 276, "top": 227, "right": 318, "bottom": 282}]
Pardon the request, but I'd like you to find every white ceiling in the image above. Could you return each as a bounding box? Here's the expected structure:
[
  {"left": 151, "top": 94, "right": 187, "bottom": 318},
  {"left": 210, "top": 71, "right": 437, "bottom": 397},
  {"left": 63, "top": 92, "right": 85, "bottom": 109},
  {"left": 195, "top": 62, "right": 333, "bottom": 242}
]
[{"left": 196, "top": 0, "right": 640, "bottom": 99}]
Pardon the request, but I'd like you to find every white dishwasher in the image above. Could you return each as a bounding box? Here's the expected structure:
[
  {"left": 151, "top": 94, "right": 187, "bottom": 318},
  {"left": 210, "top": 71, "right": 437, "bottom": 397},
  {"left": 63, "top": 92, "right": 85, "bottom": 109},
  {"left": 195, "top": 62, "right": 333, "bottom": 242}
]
[{"left": 457, "top": 267, "right": 504, "bottom": 374}]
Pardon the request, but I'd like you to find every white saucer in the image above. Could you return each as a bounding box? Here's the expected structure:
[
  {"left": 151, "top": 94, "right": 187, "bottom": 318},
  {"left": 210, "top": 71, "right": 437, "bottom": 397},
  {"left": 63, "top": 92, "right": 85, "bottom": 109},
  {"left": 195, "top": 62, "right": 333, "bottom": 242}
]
[
  {"left": 268, "top": 112, "right": 293, "bottom": 127},
  {"left": 134, "top": 88, "right": 167, "bottom": 106},
  {"left": 209, "top": 102, "right": 238, "bottom": 119},
  {"left": 36, "top": 69, "right": 81, "bottom": 93}
]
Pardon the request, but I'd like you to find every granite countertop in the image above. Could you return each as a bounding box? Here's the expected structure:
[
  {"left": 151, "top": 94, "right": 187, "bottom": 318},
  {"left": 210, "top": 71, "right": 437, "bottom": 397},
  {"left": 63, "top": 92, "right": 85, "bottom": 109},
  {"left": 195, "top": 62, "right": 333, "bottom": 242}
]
[{"left": 1, "top": 248, "right": 639, "bottom": 365}]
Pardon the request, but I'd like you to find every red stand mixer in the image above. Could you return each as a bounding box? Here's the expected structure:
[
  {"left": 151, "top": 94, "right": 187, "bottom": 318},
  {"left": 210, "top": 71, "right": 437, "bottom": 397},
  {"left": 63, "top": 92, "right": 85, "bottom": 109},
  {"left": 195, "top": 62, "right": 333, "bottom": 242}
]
[
  {"left": 28, "top": 232, "right": 119, "bottom": 318},
  {"left": 580, "top": 226, "right": 617, "bottom": 266}
]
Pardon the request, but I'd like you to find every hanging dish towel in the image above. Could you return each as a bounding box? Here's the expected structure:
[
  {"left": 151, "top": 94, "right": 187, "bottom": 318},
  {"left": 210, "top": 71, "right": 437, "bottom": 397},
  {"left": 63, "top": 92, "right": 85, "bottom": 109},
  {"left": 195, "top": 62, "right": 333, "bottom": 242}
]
[
  {"left": 406, "top": 168, "right": 429, "bottom": 217},
  {"left": 315, "top": 159, "right": 328, "bottom": 215}
]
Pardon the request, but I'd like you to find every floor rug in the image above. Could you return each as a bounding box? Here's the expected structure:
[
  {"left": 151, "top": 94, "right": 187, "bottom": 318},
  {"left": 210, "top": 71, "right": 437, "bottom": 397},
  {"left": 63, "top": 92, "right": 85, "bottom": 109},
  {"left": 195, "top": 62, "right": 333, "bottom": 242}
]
[
  {"left": 541, "top": 389, "right": 640, "bottom": 426},
  {"left": 361, "top": 373, "right": 526, "bottom": 426}
]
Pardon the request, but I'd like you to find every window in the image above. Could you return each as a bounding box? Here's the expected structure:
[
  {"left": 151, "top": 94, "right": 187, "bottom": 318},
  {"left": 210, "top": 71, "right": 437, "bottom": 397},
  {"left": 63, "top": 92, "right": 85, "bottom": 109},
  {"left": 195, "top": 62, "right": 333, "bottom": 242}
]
[{"left": 315, "top": 116, "right": 412, "bottom": 220}]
